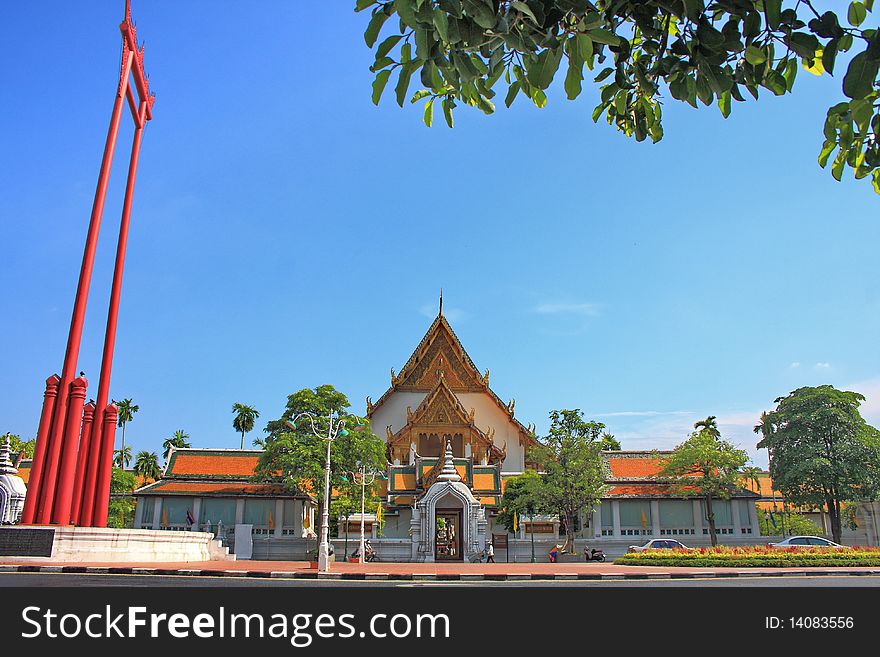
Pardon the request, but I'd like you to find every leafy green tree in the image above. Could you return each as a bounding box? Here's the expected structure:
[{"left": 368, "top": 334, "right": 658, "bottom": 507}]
[
  {"left": 739, "top": 465, "right": 764, "bottom": 494},
  {"left": 232, "top": 403, "right": 261, "bottom": 449},
  {"left": 758, "top": 506, "right": 823, "bottom": 536},
  {"left": 2, "top": 433, "right": 35, "bottom": 460},
  {"left": 163, "top": 430, "right": 191, "bottom": 462},
  {"left": 756, "top": 385, "right": 880, "bottom": 543},
  {"left": 134, "top": 450, "right": 162, "bottom": 481},
  {"left": 357, "top": 1, "right": 880, "bottom": 193},
  {"left": 659, "top": 416, "right": 749, "bottom": 546},
  {"left": 497, "top": 469, "right": 546, "bottom": 532},
  {"left": 108, "top": 467, "right": 138, "bottom": 528},
  {"left": 114, "top": 445, "right": 133, "bottom": 469},
  {"left": 600, "top": 431, "right": 621, "bottom": 450},
  {"left": 528, "top": 409, "right": 608, "bottom": 553},
  {"left": 115, "top": 398, "right": 139, "bottom": 461},
  {"left": 255, "top": 385, "right": 387, "bottom": 553}
]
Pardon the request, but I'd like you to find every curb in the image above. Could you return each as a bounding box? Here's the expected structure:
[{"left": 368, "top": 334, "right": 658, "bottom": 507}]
[{"left": 3, "top": 565, "right": 879, "bottom": 582}]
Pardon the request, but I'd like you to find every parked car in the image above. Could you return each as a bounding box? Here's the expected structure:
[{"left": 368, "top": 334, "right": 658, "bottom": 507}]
[
  {"left": 768, "top": 536, "right": 849, "bottom": 548},
  {"left": 627, "top": 539, "right": 691, "bottom": 553}
]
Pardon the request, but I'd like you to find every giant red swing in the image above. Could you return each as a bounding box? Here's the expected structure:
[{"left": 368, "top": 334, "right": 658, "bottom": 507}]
[{"left": 20, "top": 1, "right": 155, "bottom": 528}]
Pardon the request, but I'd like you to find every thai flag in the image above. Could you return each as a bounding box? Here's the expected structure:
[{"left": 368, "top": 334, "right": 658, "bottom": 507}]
[{"left": 186, "top": 509, "right": 195, "bottom": 527}]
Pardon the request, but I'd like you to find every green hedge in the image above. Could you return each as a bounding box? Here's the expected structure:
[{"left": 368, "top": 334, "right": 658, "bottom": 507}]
[{"left": 614, "top": 547, "right": 880, "bottom": 568}]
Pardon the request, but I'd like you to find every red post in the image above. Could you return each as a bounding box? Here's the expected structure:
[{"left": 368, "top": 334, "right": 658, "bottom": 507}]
[
  {"left": 92, "top": 403, "right": 119, "bottom": 528},
  {"left": 52, "top": 376, "right": 88, "bottom": 524},
  {"left": 20, "top": 374, "right": 60, "bottom": 524},
  {"left": 36, "top": 49, "right": 135, "bottom": 525},
  {"left": 70, "top": 401, "right": 96, "bottom": 524}
]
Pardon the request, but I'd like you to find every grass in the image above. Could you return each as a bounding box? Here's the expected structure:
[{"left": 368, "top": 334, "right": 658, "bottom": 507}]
[{"left": 614, "top": 545, "right": 880, "bottom": 568}]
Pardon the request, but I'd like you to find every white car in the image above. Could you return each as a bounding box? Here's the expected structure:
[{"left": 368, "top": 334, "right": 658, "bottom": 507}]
[
  {"left": 627, "top": 539, "right": 691, "bottom": 552},
  {"left": 768, "top": 536, "right": 848, "bottom": 548}
]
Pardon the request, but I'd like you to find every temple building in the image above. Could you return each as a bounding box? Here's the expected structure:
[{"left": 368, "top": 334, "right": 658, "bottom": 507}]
[{"left": 119, "top": 308, "right": 879, "bottom": 559}]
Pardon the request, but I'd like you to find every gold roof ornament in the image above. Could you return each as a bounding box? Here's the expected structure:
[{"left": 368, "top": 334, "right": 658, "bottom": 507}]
[
  {"left": 507, "top": 399, "right": 515, "bottom": 415},
  {"left": 366, "top": 396, "right": 374, "bottom": 414},
  {"left": 386, "top": 425, "right": 394, "bottom": 440},
  {"left": 481, "top": 369, "right": 490, "bottom": 386}
]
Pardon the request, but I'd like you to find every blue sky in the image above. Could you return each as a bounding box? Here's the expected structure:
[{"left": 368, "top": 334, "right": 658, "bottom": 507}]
[{"left": 2, "top": 2, "right": 878, "bottom": 469}]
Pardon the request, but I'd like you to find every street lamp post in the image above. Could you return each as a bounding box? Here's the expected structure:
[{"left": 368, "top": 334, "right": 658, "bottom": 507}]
[
  {"left": 285, "top": 410, "right": 360, "bottom": 573},
  {"left": 347, "top": 462, "right": 378, "bottom": 563}
]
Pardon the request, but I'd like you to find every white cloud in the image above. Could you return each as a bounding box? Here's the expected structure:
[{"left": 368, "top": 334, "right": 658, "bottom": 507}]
[
  {"left": 843, "top": 377, "right": 880, "bottom": 426},
  {"left": 594, "top": 410, "right": 692, "bottom": 418},
  {"left": 789, "top": 362, "right": 800, "bottom": 368},
  {"left": 814, "top": 362, "right": 831, "bottom": 369},
  {"left": 532, "top": 302, "right": 601, "bottom": 316}
]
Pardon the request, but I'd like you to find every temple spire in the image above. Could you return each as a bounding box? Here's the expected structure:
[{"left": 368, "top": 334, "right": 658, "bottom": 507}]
[
  {"left": 439, "top": 288, "right": 443, "bottom": 317},
  {"left": 0, "top": 435, "right": 17, "bottom": 475},
  {"left": 437, "top": 439, "right": 461, "bottom": 482}
]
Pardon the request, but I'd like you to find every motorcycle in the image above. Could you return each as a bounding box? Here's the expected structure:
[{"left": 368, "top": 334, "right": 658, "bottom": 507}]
[{"left": 584, "top": 547, "right": 606, "bottom": 562}]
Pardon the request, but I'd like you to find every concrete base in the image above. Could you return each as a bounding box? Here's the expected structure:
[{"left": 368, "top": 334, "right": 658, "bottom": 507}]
[{"left": 0, "top": 526, "right": 235, "bottom": 563}]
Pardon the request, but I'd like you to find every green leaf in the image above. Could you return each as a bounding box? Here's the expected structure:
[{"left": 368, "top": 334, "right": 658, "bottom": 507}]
[
  {"left": 851, "top": 98, "right": 873, "bottom": 130},
  {"left": 371, "top": 69, "right": 392, "bottom": 105},
  {"left": 822, "top": 40, "right": 839, "bottom": 75},
  {"left": 442, "top": 97, "right": 455, "bottom": 127},
  {"left": 682, "top": 0, "right": 705, "bottom": 23},
  {"left": 395, "top": 64, "right": 415, "bottom": 107},
  {"left": 526, "top": 47, "right": 564, "bottom": 90},
  {"left": 843, "top": 52, "right": 880, "bottom": 99},
  {"left": 505, "top": 81, "right": 521, "bottom": 107},
  {"left": 831, "top": 148, "right": 847, "bottom": 180},
  {"left": 531, "top": 88, "right": 548, "bottom": 108},
  {"left": 510, "top": 1, "right": 538, "bottom": 24},
  {"left": 355, "top": 0, "right": 375, "bottom": 12},
  {"left": 375, "top": 35, "right": 403, "bottom": 60},
  {"left": 423, "top": 98, "right": 434, "bottom": 127},
  {"left": 763, "top": 69, "right": 788, "bottom": 96},
  {"left": 410, "top": 89, "right": 432, "bottom": 103},
  {"left": 764, "top": 0, "right": 782, "bottom": 30},
  {"left": 594, "top": 67, "right": 614, "bottom": 83},
  {"left": 872, "top": 169, "right": 880, "bottom": 194},
  {"left": 364, "top": 9, "right": 390, "bottom": 48},
  {"left": 745, "top": 45, "right": 766, "bottom": 65},
  {"left": 433, "top": 8, "right": 450, "bottom": 42},
  {"left": 564, "top": 51, "right": 584, "bottom": 99},
  {"left": 588, "top": 28, "right": 620, "bottom": 46},
  {"left": 848, "top": 2, "right": 868, "bottom": 27},
  {"left": 718, "top": 89, "right": 731, "bottom": 118},
  {"left": 818, "top": 139, "right": 837, "bottom": 168}
]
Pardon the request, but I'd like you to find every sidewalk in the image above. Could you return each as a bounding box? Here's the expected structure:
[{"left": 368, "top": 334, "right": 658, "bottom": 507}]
[{"left": 3, "top": 559, "right": 880, "bottom": 581}]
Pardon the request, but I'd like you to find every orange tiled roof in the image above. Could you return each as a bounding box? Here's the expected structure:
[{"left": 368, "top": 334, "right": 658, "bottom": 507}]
[
  {"left": 605, "top": 484, "right": 702, "bottom": 497},
  {"left": 137, "top": 480, "right": 302, "bottom": 497},
  {"left": 607, "top": 456, "right": 665, "bottom": 479},
  {"left": 165, "top": 449, "right": 262, "bottom": 479},
  {"left": 16, "top": 460, "right": 32, "bottom": 484}
]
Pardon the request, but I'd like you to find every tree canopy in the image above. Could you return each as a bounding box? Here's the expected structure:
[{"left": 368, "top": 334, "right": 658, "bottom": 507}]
[
  {"left": 163, "top": 430, "right": 191, "bottom": 462},
  {"left": 528, "top": 409, "right": 608, "bottom": 552},
  {"left": 2, "top": 433, "right": 35, "bottom": 460},
  {"left": 659, "top": 415, "right": 749, "bottom": 546},
  {"left": 255, "top": 385, "right": 386, "bottom": 508},
  {"left": 756, "top": 385, "right": 880, "bottom": 543},
  {"left": 496, "top": 469, "right": 546, "bottom": 532},
  {"left": 232, "top": 402, "right": 261, "bottom": 449},
  {"left": 134, "top": 450, "right": 162, "bottom": 481},
  {"left": 357, "top": 1, "right": 880, "bottom": 193}
]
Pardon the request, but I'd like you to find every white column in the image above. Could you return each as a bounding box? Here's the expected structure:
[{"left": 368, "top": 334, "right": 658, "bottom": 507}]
[
  {"left": 592, "top": 508, "right": 602, "bottom": 539},
  {"left": 732, "top": 499, "right": 742, "bottom": 536},
  {"left": 152, "top": 497, "right": 163, "bottom": 530},
  {"left": 651, "top": 500, "right": 661, "bottom": 537},
  {"left": 612, "top": 501, "right": 621, "bottom": 538},
  {"left": 191, "top": 498, "right": 201, "bottom": 530},
  {"left": 134, "top": 498, "right": 145, "bottom": 528},
  {"left": 274, "top": 499, "right": 284, "bottom": 538},
  {"left": 749, "top": 502, "right": 761, "bottom": 536},
  {"left": 235, "top": 498, "right": 245, "bottom": 526},
  {"left": 692, "top": 499, "right": 703, "bottom": 538}
]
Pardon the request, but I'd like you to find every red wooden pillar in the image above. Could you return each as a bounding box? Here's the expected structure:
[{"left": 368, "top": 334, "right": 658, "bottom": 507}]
[
  {"left": 36, "top": 50, "right": 135, "bottom": 525},
  {"left": 52, "top": 376, "right": 88, "bottom": 524},
  {"left": 20, "top": 374, "right": 60, "bottom": 524},
  {"left": 70, "top": 401, "right": 96, "bottom": 525},
  {"left": 92, "top": 403, "right": 119, "bottom": 528}
]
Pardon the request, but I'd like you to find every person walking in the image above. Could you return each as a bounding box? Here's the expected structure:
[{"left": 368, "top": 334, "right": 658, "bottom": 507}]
[{"left": 486, "top": 542, "right": 495, "bottom": 563}]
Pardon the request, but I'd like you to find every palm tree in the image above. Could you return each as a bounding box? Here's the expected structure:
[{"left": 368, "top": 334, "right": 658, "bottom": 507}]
[
  {"left": 740, "top": 465, "right": 764, "bottom": 494},
  {"left": 114, "top": 445, "right": 133, "bottom": 469},
  {"left": 134, "top": 450, "right": 162, "bottom": 481},
  {"left": 163, "top": 429, "right": 191, "bottom": 462},
  {"left": 694, "top": 415, "right": 720, "bottom": 439},
  {"left": 115, "top": 398, "right": 139, "bottom": 461},
  {"left": 232, "top": 403, "right": 260, "bottom": 449}
]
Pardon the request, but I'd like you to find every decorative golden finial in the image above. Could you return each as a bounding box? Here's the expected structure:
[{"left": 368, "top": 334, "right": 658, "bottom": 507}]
[
  {"left": 468, "top": 408, "right": 476, "bottom": 422},
  {"left": 366, "top": 396, "right": 374, "bottom": 414},
  {"left": 386, "top": 425, "right": 394, "bottom": 440},
  {"left": 481, "top": 369, "right": 490, "bottom": 385},
  {"left": 406, "top": 406, "right": 413, "bottom": 421},
  {"left": 507, "top": 399, "right": 515, "bottom": 415},
  {"left": 439, "top": 288, "right": 443, "bottom": 316},
  {"left": 391, "top": 368, "right": 397, "bottom": 386}
]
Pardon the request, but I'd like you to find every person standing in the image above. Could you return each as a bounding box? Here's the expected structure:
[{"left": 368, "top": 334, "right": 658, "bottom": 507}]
[{"left": 486, "top": 542, "right": 495, "bottom": 563}]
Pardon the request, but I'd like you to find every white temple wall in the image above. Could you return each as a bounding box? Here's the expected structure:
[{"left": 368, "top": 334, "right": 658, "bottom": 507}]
[
  {"left": 369, "top": 392, "right": 427, "bottom": 439},
  {"left": 456, "top": 393, "right": 526, "bottom": 472}
]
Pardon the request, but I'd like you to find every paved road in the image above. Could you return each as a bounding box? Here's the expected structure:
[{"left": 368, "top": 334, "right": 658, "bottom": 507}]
[{"left": 2, "top": 573, "right": 879, "bottom": 587}]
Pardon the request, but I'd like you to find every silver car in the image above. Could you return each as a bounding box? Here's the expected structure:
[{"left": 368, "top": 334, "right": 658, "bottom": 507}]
[
  {"left": 768, "top": 535, "right": 848, "bottom": 548},
  {"left": 627, "top": 539, "right": 691, "bottom": 552}
]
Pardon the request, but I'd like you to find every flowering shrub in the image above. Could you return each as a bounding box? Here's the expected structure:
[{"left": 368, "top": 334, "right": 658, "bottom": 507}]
[{"left": 615, "top": 545, "right": 880, "bottom": 567}]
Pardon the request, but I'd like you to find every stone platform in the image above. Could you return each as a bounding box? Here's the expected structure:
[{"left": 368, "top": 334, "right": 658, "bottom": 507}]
[{"left": 0, "top": 526, "right": 234, "bottom": 563}]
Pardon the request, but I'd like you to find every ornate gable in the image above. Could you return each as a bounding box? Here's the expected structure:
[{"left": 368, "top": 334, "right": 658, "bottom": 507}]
[
  {"left": 408, "top": 376, "right": 475, "bottom": 427},
  {"left": 395, "top": 315, "right": 488, "bottom": 392}
]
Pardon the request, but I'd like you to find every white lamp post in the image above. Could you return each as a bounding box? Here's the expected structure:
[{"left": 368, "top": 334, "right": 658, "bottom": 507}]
[
  {"left": 285, "top": 410, "right": 361, "bottom": 572},
  {"left": 346, "top": 462, "right": 378, "bottom": 562}
]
